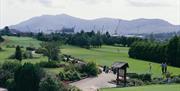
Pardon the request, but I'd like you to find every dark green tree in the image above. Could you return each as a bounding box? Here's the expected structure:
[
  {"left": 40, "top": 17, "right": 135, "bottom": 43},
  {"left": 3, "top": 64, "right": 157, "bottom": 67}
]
[
  {"left": 167, "top": 36, "right": 180, "bottom": 66},
  {"left": 129, "top": 36, "right": 180, "bottom": 67},
  {"left": 40, "top": 41, "right": 61, "bottom": 61},
  {"left": 0, "top": 26, "right": 12, "bottom": 36},
  {"left": 15, "top": 45, "right": 22, "bottom": 62},
  {"left": 0, "top": 35, "right": 4, "bottom": 43},
  {"left": 14, "top": 63, "right": 42, "bottom": 91}
]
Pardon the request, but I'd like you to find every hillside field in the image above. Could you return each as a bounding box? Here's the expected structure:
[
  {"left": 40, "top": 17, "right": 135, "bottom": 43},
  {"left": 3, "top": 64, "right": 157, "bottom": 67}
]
[
  {"left": 0, "top": 36, "right": 180, "bottom": 77},
  {"left": 61, "top": 45, "right": 180, "bottom": 77}
]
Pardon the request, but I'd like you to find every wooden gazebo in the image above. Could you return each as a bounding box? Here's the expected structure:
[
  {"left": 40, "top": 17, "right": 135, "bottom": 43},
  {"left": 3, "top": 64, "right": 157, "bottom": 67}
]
[{"left": 112, "top": 62, "right": 129, "bottom": 86}]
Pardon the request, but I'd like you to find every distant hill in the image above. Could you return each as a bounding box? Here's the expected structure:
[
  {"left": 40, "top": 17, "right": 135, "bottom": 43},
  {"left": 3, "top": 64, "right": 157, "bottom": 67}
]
[{"left": 10, "top": 14, "right": 180, "bottom": 34}]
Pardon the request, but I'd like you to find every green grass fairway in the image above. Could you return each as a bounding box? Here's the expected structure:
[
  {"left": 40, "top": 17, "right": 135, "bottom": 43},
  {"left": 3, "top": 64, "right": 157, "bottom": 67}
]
[
  {"left": 0, "top": 36, "right": 46, "bottom": 63},
  {"left": 0, "top": 47, "right": 48, "bottom": 64},
  {"left": 1, "top": 36, "right": 41, "bottom": 47},
  {"left": 61, "top": 45, "right": 180, "bottom": 77},
  {"left": 1, "top": 36, "right": 180, "bottom": 76},
  {"left": 101, "top": 84, "right": 180, "bottom": 91}
]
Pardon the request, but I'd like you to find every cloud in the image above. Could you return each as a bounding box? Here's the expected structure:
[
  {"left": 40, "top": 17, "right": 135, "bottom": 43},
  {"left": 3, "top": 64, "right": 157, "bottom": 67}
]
[
  {"left": 35, "top": 0, "right": 111, "bottom": 8},
  {"left": 38, "top": 0, "right": 52, "bottom": 7},
  {"left": 76, "top": 0, "right": 111, "bottom": 5},
  {"left": 7, "top": 0, "right": 53, "bottom": 7},
  {"left": 126, "top": 0, "right": 171, "bottom": 7}
]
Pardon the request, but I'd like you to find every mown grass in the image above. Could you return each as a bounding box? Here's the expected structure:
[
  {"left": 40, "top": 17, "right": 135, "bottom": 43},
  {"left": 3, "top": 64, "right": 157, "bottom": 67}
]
[
  {"left": 1, "top": 36, "right": 41, "bottom": 47},
  {"left": 0, "top": 48, "right": 48, "bottom": 63},
  {"left": 0, "top": 36, "right": 61, "bottom": 74},
  {"left": 0, "top": 36, "right": 180, "bottom": 77},
  {"left": 101, "top": 84, "right": 180, "bottom": 91},
  {"left": 61, "top": 45, "right": 180, "bottom": 77}
]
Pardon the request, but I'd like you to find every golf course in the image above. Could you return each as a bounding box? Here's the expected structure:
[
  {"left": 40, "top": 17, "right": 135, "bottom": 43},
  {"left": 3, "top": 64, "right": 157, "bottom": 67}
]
[
  {"left": 0, "top": 36, "right": 180, "bottom": 91},
  {"left": 1, "top": 36, "right": 180, "bottom": 76},
  {"left": 1, "top": 1, "right": 180, "bottom": 90}
]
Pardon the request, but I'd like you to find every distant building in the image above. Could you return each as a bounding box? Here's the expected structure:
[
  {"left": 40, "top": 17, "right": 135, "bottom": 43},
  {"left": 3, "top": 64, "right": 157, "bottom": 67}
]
[
  {"left": 124, "top": 34, "right": 145, "bottom": 38},
  {"left": 61, "top": 27, "right": 75, "bottom": 34}
]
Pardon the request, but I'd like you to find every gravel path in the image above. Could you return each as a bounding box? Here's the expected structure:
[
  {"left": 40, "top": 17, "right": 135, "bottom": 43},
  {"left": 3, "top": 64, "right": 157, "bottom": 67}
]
[{"left": 70, "top": 72, "right": 117, "bottom": 91}]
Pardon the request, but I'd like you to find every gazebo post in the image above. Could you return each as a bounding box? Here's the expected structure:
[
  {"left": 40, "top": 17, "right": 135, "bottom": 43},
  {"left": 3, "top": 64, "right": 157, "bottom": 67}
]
[
  {"left": 124, "top": 68, "right": 127, "bottom": 87},
  {"left": 116, "top": 68, "right": 120, "bottom": 85}
]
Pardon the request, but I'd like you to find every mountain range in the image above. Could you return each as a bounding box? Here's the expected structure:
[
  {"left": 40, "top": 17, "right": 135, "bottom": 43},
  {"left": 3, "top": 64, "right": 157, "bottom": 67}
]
[{"left": 10, "top": 14, "right": 180, "bottom": 34}]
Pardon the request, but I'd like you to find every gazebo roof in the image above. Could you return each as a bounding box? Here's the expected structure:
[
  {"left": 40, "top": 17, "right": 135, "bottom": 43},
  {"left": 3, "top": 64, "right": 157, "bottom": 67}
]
[{"left": 112, "top": 62, "right": 129, "bottom": 69}]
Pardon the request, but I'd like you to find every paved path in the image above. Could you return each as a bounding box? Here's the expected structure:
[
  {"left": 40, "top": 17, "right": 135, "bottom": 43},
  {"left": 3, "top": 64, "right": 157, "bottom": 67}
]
[
  {"left": 0, "top": 88, "right": 7, "bottom": 91},
  {"left": 70, "top": 72, "right": 117, "bottom": 91}
]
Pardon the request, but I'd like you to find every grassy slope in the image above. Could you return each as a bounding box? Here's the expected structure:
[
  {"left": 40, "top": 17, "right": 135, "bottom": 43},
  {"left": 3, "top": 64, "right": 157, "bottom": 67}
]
[
  {"left": 1, "top": 37, "right": 179, "bottom": 91},
  {"left": 0, "top": 36, "right": 180, "bottom": 76},
  {"left": 101, "top": 84, "right": 180, "bottom": 91},
  {"left": 0, "top": 36, "right": 46, "bottom": 64},
  {"left": 1, "top": 36, "right": 41, "bottom": 47},
  {"left": 61, "top": 45, "right": 180, "bottom": 77},
  {"left": 0, "top": 36, "right": 58, "bottom": 73}
]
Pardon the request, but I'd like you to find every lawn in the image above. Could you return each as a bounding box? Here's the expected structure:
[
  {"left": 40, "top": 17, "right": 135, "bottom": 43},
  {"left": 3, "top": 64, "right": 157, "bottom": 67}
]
[
  {"left": 101, "top": 84, "right": 180, "bottom": 91},
  {"left": 61, "top": 45, "right": 180, "bottom": 77},
  {"left": 1, "top": 36, "right": 180, "bottom": 77},
  {"left": 1, "top": 36, "right": 41, "bottom": 47},
  {"left": 0, "top": 47, "right": 48, "bottom": 64},
  {"left": 0, "top": 36, "right": 66, "bottom": 75},
  {"left": 0, "top": 36, "right": 45, "bottom": 63}
]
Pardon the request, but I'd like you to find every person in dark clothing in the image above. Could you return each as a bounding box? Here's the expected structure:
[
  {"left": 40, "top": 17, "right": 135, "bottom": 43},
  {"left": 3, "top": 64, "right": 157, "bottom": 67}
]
[
  {"left": 103, "top": 66, "right": 106, "bottom": 72},
  {"left": 149, "top": 63, "right": 152, "bottom": 73},
  {"left": 161, "top": 63, "right": 165, "bottom": 74},
  {"left": 164, "top": 62, "right": 167, "bottom": 73}
]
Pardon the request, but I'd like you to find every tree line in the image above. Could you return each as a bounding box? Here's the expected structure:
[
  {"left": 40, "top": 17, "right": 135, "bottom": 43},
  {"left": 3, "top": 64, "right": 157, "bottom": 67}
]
[
  {"left": 129, "top": 36, "right": 180, "bottom": 67},
  {"left": 35, "top": 30, "right": 143, "bottom": 49},
  {"left": 0, "top": 26, "right": 143, "bottom": 48},
  {"left": 0, "top": 35, "right": 4, "bottom": 43}
]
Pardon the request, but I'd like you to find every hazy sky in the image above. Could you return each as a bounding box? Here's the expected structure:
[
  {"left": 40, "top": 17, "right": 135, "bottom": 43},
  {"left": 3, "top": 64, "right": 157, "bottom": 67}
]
[{"left": 0, "top": 0, "right": 180, "bottom": 28}]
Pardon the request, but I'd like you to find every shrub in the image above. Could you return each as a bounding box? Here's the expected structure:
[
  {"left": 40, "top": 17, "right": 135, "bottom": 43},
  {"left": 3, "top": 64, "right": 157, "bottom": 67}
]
[
  {"left": 128, "top": 79, "right": 144, "bottom": 86},
  {"left": 6, "top": 78, "right": 15, "bottom": 91},
  {"left": 23, "top": 51, "right": 33, "bottom": 59},
  {"left": 26, "top": 47, "right": 36, "bottom": 51},
  {"left": 0, "top": 69, "right": 12, "bottom": 87},
  {"left": 6, "top": 45, "right": 16, "bottom": 48},
  {"left": 67, "top": 86, "right": 81, "bottom": 91},
  {"left": 128, "top": 73, "right": 151, "bottom": 82},
  {"left": 71, "top": 71, "right": 81, "bottom": 81},
  {"left": 58, "top": 71, "right": 65, "bottom": 80},
  {"left": 127, "top": 73, "right": 139, "bottom": 79},
  {"left": 38, "top": 61, "right": 59, "bottom": 68},
  {"left": 35, "top": 48, "right": 45, "bottom": 54},
  {"left": 8, "top": 54, "right": 15, "bottom": 59},
  {"left": 151, "top": 78, "right": 165, "bottom": 84},
  {"left": 173, "top": 77, "right": 180, "bottom": 83},
  {"left": 9, "top": 51, "right": 34, "bottom": 59},
  {"left": 58, "top": 71, "right": 81, "bottom": 81},
  {"left": 2, "top": 61, "right": 21, "bottom": 72},
  {"left": 64, "top": 64, "right": 76, "bottom": 72},
  {"left": 39, "top": 76, "right": 62, "bottom": 91},
  {"left": 84, "top": 62, "right": 99, "bottom": 76},
  {"left": 139, "top": 74, "right": 151, "bottom": 82},
  {"left": 0, "top": 61, "right": 21, "bottom": 88}
]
